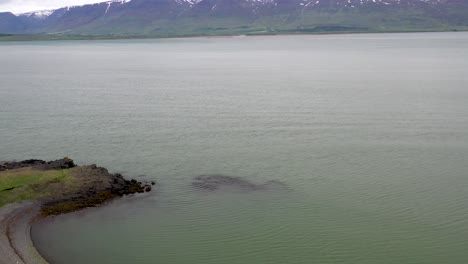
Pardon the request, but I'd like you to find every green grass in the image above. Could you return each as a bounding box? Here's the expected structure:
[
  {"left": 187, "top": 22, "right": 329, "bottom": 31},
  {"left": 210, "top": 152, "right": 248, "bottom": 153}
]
[{"left": 0, "top": 168, "right": 72, "bottom": 207}]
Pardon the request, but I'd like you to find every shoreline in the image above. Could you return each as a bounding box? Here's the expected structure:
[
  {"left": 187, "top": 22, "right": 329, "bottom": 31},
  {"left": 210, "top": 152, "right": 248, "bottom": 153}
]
[
  {"left": 0, "top": 28, "right": 467, "bottom": 42},
  {"left": 0, "top": 158, "right": 154, "bottom": 264},
  {"left": 0, "top": 202, "right": 48, "bottom": 264}
]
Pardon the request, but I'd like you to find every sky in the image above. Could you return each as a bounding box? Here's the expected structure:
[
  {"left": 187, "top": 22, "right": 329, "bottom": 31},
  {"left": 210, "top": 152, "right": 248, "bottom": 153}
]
[{"left": 0, "top": 0, "right": 106, "bottom": 14}]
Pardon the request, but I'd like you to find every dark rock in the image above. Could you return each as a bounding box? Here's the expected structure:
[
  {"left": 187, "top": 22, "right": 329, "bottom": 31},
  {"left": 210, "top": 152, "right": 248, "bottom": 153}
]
[
  {"left": 107, "top": 171, "right": 150, "bottom": 197},
  {"left": 37, "top": 161, "right": 152, "bottom": 216},
  {"left": 0, "top": 159, "right": 47, "bottom": 171},
  {"left": 0, "top": 157, "right": 77, "bottom": 171},
  {"left": 34, "top": 157, "right": 76, "bottom": 170},
  {"left": 1, "top": 157, "right": 153, "bottom": 216}
]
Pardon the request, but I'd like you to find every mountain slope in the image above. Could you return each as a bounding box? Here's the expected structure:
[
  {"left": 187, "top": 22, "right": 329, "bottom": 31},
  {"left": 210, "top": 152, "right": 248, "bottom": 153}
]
[
  {"left": 0, "top": 12, "right": 31, "bottom": 33},
  {"left": 1, "top": 0, "right": 468, "bottom": 36}
]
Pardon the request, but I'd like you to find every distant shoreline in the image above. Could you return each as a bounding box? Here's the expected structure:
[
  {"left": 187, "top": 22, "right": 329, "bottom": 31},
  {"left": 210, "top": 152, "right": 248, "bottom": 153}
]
[{"left": 0, "top": 28, "right": 467, "bottom": 42}]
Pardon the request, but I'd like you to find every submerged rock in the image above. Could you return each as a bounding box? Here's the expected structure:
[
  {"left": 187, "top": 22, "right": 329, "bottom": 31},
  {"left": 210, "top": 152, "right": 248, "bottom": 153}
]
[
  {"left": 258, "top": 180, "right": 290, "bottom": 190},
  {"left": 192, "top": 175, "right": 289, "bottom": 191}
]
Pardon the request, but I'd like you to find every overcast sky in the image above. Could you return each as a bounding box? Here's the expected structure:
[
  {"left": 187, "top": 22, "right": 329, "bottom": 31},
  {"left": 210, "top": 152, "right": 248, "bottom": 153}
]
[{"left": 0, "top": 0, "right": 106, "bottom": 14}]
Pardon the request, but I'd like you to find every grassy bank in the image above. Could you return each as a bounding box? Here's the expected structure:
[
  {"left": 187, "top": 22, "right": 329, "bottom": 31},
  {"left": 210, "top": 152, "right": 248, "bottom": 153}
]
[
  {"left": 0, "top": 168, "right": 73, "bottom": 207},
  {"left": 0, "top": 159, "right": 152, "bottom": 264},
  {"left": 0, "top": 158, "right": 152, "bottom": 216}
]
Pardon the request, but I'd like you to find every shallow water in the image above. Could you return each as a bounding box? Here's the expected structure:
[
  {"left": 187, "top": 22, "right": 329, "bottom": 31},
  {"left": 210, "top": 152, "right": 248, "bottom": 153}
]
[{"left": 1, "top": 32, "right": 468, "bottom": 264}]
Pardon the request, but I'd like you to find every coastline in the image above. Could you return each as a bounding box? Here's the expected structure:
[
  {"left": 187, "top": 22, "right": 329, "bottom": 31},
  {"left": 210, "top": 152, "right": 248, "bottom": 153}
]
[
  {"left": 0, "top": 28, "right": 467, "bottom": 42},
  {"left": 0, "top": 202, "right": 48, "bottom": 264},
  {"left": 0, "top": 158, "right": 153, "bottom": 264}
]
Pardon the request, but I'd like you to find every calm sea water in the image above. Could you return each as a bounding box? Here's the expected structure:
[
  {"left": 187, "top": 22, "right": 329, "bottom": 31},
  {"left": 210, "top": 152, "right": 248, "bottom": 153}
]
[{"left": 1, "top": 33, "right": 468, "bottom": 264}]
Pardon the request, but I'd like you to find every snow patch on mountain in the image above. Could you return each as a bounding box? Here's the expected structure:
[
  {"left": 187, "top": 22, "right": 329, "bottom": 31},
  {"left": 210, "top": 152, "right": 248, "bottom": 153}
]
[
  {"left": 13, "top": 0, "right": 459, "bottom": 20},
  {"left": 104, "top": 0, "right": 133, "bottom": 14},
  {"left": 19, "top": 10, "right": 54, "bottom": 19},
  {"left": 174, "top": 0, "right": 203, "bottom": 5}
]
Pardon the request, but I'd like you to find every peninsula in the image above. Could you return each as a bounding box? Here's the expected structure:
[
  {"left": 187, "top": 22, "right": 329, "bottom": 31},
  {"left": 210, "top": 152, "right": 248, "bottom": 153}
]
[{"left": 0, "top": 158, "right": 153, "bottom": 264}]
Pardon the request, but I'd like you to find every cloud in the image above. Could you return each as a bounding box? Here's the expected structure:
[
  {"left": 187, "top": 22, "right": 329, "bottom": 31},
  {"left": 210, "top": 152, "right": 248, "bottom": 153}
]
[{"left": 0, "top": 0, "right": 107, "bottom": 14}]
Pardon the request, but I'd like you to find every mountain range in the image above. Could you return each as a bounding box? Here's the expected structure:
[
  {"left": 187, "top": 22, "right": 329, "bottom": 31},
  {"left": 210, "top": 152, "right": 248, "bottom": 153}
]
[{"left": 1, "top": 0, "right": 467, "bottom": 37}]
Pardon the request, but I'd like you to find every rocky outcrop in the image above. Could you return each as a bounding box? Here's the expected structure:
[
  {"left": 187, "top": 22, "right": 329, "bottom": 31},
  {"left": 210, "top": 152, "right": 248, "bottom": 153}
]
[
  {"left": 0, "top": 158, "right": 76, "bottom": 172},
  {"left": 39, "top": 164, "right": 153, "bottom": 216},
  {"left": 192, "top": 175, "right": 289, "bottom": 191},
  {"left": 0, "top": 157, "right": 154, "bottom": 264},
  {"left": 1, "top": 158, "right": 153, "bottom": 215}
]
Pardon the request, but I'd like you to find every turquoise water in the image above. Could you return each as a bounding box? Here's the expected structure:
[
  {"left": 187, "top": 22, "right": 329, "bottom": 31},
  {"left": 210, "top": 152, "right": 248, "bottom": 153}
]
[{"left": 1, "top": 32, "right": 468, "bottom": 263}]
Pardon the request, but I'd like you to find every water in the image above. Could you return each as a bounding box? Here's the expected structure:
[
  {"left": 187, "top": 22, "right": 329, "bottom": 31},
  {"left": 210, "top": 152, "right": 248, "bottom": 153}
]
[{"left": 1, "top": 32, "right": 468, "bottom": 264}]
